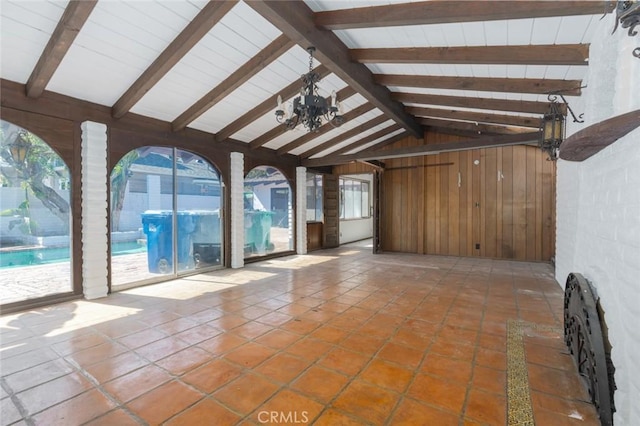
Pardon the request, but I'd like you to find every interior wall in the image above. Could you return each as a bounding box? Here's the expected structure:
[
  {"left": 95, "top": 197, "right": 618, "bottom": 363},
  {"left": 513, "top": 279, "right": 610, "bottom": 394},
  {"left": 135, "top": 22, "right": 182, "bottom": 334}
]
[
  {"left": 381, "top": 134, "right": 556, "bottom": 261},
  {"left": 556, "top": 13, "right": 640, "bottom": 425}
]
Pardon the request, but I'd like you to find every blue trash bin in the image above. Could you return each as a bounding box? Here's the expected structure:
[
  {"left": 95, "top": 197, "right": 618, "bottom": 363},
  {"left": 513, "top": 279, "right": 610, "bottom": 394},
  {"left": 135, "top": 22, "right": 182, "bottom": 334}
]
[
  {"left": 142, "top": 210, "right": 205, "bottom": 273},
  {"left": 141, "top": 210, "right": 173, "bottom": 273},
  {"left": 177, "top": 212, "right": 196, "bottom": 269}
]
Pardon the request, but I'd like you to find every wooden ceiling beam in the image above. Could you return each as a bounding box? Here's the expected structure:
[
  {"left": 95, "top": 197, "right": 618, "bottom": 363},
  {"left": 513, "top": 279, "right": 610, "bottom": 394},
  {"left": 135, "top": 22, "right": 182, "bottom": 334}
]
[
  {"left": 407, "top": 106, "right": 540, "bottom": 128},
  {"left": 328, "top": 124, "right": 403, "bottom": 157},
  {"left": 216, "top": 64, "right": 331, "bottom": 142},
  {"left": 391, "top": 92, "right": 566, "bottom": 115},
  {"left": 315, "top": 1, "right": 614, "bottom": 30},
  {"left": 172, "top": 34, "right": 294, "bottom": 131},
  {"left": 419, "top": 118, "right": 533, "bottom": 135},
  {"left": 303, "top": 131, "right": 540, "bottom": 167},
  {"left": 300, "top": 114, "right": 390, "bottom": 158},
  {"left": 246, "top": 0, "right": 422, "bottom": 138},
  {"left": 249, "top": 85, "right": 357, "bottom": 150},
  {"left": 375, "top": 74, "right": 582, "bottom": 96},
  {"left": 351, "top": 44, "right": 589, "bottom": 66},
  {"left": 26, "top": 0, "right": 98, "bottom": 98},
  {"left": 275, "top": 94, "right": 371, "bottom": 155},
  {"left": 112, "top": 0, "right": 238, "bottom": 118}
]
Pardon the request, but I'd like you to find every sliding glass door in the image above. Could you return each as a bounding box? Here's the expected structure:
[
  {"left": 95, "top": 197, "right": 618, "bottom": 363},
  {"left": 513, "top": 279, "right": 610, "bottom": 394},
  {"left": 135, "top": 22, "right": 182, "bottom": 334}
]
[{"left": 110, "top": 147, "right": 223, "bottom": 289}]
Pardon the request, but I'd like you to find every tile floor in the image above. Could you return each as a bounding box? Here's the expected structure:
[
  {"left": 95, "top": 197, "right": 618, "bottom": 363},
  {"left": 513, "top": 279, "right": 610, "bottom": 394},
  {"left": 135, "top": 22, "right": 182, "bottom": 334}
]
[{"left": 0, "top": 241, "right": 599, "bottom": 425}]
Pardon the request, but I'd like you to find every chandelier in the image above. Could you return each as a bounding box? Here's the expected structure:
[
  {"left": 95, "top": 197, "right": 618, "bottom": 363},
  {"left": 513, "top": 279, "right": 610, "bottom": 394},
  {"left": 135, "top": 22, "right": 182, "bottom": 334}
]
[{"left": 275, "top": 47, "right": 344, "bottom": 132}]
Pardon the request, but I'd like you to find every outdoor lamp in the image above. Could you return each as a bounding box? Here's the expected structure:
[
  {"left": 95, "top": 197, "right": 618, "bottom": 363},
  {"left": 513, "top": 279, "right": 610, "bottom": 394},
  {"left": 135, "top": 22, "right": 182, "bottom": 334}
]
[
  {"left": 539, "top": 96, "right": 565, "bottom": 161},
  {"left": 9, "top": 132, "right": 30, "bottom": 164}
]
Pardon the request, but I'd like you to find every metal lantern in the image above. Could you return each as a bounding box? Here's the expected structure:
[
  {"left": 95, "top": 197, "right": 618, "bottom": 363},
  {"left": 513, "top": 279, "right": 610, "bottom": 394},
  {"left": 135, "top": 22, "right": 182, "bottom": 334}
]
[
  {"left": 539, "top": 96, "right": 565, "bottom": 161},
  {"left": 9, "top": 132, "right": 30, "bottom": 164}
]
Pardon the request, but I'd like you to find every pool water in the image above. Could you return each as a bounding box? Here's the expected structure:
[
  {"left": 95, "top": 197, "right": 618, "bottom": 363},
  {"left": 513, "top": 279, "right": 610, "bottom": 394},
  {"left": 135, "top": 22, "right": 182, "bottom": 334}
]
[{"left": 0, "top": 241, "right": 146, "bottom": 268}]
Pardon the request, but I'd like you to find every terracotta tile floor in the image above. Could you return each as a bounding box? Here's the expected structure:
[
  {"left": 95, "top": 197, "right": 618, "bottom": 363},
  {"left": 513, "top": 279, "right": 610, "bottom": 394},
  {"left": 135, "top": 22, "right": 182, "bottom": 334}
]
[{"left": 0, "top": 241, "right": 599, "bottom": 425}]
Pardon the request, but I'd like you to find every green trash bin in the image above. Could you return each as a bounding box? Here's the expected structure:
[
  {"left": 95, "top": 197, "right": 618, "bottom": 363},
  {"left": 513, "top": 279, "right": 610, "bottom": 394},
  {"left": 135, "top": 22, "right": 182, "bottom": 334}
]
[{"left": 244, "top": 210, "right": 275, "bottom": 255}]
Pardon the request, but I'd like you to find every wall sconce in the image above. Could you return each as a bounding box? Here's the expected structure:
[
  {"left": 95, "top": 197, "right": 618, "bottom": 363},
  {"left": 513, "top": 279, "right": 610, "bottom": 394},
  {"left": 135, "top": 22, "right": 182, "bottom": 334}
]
[
  {"left": 539, "top": 96, "right": 565, "bottom": 161},
  {"left": 612, "top": 0, "right": 640, "bottom": 58},
  {"left": 539, "top": 93, "right": 585, "bottom": 161}
]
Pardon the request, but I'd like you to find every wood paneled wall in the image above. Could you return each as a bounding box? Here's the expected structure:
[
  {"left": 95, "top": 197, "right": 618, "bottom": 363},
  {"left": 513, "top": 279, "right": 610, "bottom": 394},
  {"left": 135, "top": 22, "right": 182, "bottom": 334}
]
[{"left": 381, "top": 132, "right": 556, "bottom": 262}]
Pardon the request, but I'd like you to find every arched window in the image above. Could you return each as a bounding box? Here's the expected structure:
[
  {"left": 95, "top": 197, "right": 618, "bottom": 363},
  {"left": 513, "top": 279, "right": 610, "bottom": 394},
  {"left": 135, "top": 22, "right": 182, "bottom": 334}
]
[
  {"left": 110, "top": 147, "right": 223, "bottom": 289},
  {"left": 0, "top": 120, "right": 72, "bottom": 305},
  {"left": 244, "top": 166, "right": 293, "bottom": 258}
]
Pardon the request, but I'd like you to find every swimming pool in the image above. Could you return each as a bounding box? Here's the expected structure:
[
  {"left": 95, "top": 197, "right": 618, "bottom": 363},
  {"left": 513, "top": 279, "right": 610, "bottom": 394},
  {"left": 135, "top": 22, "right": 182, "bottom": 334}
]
[{"left": 0, "top": 241, "right": 146, "bottom": 268}]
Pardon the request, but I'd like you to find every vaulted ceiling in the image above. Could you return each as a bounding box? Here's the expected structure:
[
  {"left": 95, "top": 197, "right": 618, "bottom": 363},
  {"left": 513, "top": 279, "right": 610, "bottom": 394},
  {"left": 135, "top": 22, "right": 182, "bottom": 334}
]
[{"left": 0, "top": 0, "right": 614, "bottom": 166}]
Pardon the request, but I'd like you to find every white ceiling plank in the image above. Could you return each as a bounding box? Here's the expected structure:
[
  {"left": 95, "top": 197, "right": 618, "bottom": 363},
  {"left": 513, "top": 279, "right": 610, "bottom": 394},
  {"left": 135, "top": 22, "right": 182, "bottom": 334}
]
[
  {"left": 0, "top": 0, "right": 66, "bottom": 83},
  {"left": 557, "top": 15, "right": 599, "bottom": 44},
  {"left": 314, "top": 119, "right": 395, "bottom": 157},
  {"left": 507, "top": 19, "right": 534, "bottom": 45},
  {"left": 47, "top": 47, "right": 142, "bottom": 105},
  {"left": 45, "top": 0, "right": 205, "bottom": 107},
  {"left": 461, "top": 21, "right": 486, "bottom": 47},
  {"left": 340, "top": 128, "right": 405, "bottom": 155},
  {"left": 531, "top": 17, "right": 562, "bottom": 45},
  {"left": 225, "top": 1, "right": 281, "bottom": 41},
  {"left": 132, "top": 6, "right": 285, "bottom": 122},
  {"left": 289, "top": 110, "right": 385, "bottom": 156},
  {"left": 232, "top": 113, "right": 284, "bottom": 143},
  {"left": 484, "top": 21, "right": 508, "bottom": 46}
]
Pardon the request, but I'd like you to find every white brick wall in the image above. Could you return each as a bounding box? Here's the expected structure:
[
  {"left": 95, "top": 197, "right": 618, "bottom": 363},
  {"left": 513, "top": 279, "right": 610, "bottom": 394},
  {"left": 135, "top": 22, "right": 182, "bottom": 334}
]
[
  {"left": 81, "top": 121, "right": 108, "bottom": 299},
  {"left": 556, "top": 14, "right": 640, "bottom": 426},
  {"left": 230, "top": 152, "right": 244, "bottom": 268},
  {"left": 296, "top": 167, "right": 307, "bottom": 255}
]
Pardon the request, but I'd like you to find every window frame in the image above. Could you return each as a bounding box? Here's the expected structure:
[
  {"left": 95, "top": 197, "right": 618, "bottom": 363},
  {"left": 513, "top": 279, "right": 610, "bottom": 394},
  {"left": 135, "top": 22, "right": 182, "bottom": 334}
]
[
  {"left": 306, "top": 172, "right": 323, "bottom": 223},
  {"left": 339, "top": 177, "right": 371, "bottom": 220}
]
